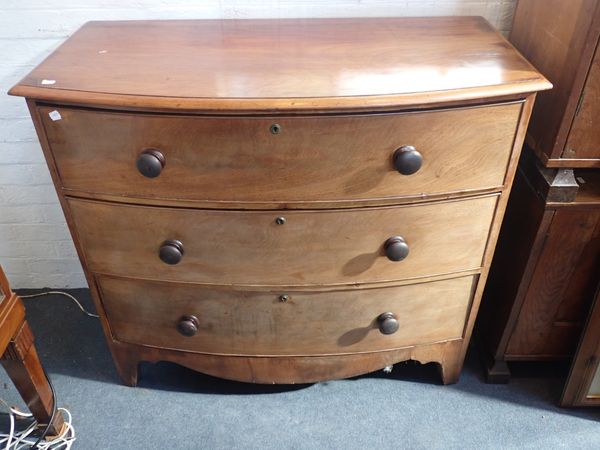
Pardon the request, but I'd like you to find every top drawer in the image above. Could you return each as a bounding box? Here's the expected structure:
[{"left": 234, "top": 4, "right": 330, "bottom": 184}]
[{"left": 39, "top": 103, "right": 521, "bottom": 207}]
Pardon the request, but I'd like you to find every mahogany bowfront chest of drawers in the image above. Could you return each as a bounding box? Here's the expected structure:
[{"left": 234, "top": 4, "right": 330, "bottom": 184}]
[{"left": 9, "top": 17, "right": 550, "bottom": 386}]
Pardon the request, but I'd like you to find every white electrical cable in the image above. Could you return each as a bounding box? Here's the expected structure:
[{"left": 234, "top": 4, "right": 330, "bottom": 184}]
[
  {"left": 19, "top": 292, "right": 99, "bottom": 318},
  {"left": 5, "top": 410, "right": 14, "bottom": 450},
  {"left": 0, "top": 399, "right": 16, "bottom": 450},
  {"left": 12, "top": 420, "right": 36, "bottom": 450},
  {"left": 9, "top": 410, "right": 31, "bottom": 419},
  {"left": 0, "top": 407, "right": 76, "bottom": 450}
]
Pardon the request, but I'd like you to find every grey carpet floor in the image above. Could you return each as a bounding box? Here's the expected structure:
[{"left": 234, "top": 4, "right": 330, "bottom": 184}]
[{"left": 0, "top": 289, "right": 599, "bottom": 449}]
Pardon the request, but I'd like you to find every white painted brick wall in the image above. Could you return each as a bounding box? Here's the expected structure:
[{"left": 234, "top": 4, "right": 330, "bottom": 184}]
[{"left": 0, "top": 0, "right": 517, "bottom": 288}]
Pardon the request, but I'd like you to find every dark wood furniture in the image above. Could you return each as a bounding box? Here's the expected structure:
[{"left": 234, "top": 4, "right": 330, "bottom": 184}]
[
  {"left": 9, "top": 17, "right": 550, "bottom": 386},
  {"left": 511, "top": 0, "right": 600, "bottom": 168},
  {"left": 0, "top": 265, "right": 64, "bottom": 434},
  {"left": 479, "top": 154, "right": 600, "bottom": 381},
  {"left": 479, "top": 0, "right": 600, "bottom": 385},
  {"left": 562, "top": 283, "right": 600, "bottom": 406}
]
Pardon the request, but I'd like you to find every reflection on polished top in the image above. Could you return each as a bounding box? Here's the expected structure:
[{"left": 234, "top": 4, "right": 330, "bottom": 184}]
[{"left": 9, "top": 17, "right": 551, "bottom": 111}]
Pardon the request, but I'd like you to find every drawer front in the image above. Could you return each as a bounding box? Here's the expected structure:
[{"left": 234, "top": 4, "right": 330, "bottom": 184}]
[
  {"left": 98, "top": 275, "right": 475, "bottom": 355},
  {"left": 69, "top": 195, "right": 497, "bottom": 286},
  {"left": 41, "top": 103, "right": 521, "bottom": 205}
]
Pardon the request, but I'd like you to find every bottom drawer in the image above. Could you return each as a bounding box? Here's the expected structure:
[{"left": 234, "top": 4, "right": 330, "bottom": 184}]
[{"left": 98, "top": 275, "right": 475, "bottom": 356}]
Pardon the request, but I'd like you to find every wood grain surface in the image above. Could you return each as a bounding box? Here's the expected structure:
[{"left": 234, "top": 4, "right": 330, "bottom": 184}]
[
  {"left": 109, "top": 338, "right": 465, "bottom": 386},
  {"left": 564, "top": 45, "right": 600, "bottom": 160},
  {"left": 67, "top": 195, "right": 497, "bottom": 287},
  {"left": 39, "top": 102, "right": 521, "bottom": 207},
  {"left": 561, "top": 284, "right": 600, "bottom": 406},
  {"left": 510, "top": 0, "right": 599, "bottom": 166},
  {"left": 9, "top": 18, "right": 550, "bottom": 112},
  {"left": 572, "top": 171, "right": 600, "bottom": 206},
  {"left": 98, "top": 274, "right": 474, "bottom": 356},
  {"left": 505, "top": 207, "right": 600, "bottom": 358}
]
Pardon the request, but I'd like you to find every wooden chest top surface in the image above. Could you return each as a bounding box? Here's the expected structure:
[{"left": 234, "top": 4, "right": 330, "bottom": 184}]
[{"left": 9, "top": 17, "right": 550, "bottom": 111}]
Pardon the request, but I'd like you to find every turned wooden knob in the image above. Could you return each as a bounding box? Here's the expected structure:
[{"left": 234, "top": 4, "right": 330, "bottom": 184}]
[
  {"left": 377, "top": 312, "right": 399, "bottom": 335},
  {"left": 159, "top": 240, "right": 184, "bottom": 265},
  {"left": 136, "top": 148, "right": 165, "bottom": 178},
  {"left": 384, "top": 236, "right": 409, "bottom": 261},
  {"left": 177, "top": 315, "right": 199, "bottom": 337},
  {"left": 393, "top": 145, "right": 423, "bottom": 175}
]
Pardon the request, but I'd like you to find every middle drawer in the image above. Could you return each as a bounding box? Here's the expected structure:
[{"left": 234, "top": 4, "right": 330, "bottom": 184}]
[{"left": 68, "top": 195, "right": 497, "bottom": 286}]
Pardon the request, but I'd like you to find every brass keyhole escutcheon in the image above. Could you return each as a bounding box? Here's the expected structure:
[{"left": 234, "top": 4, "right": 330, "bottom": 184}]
[
  {"left": 279, "top": 294, "right": 290, "bottom": 303},
  {"left": 270, "top": 123, "right": 281, "bottom": 134},
  {"left": 275, "top": 216, "right": 286, "bottom": 225}
]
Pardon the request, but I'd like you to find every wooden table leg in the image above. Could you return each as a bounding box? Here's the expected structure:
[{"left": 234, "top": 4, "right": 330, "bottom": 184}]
[{"left": 1, "top": 321, "right": 65, "bottom": 436}]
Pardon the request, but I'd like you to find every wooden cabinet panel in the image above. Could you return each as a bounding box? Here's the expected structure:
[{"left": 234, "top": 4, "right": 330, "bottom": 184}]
[
  {"left": 511, "top": 0, "right": 597, "bottom": 163},
  {"left": 561, "top": 286, "right": 600, "bottom": 406},
  {"left": 506, "top": 208, "right": 600, "bottom": 357},
  {"left": 510, "top": 0, "right": 600, "bottom": 167},
  {"left": 479, "top": 158, "right": 600, "bottom": 383},
  {"left": 589, "top": 368, "right": 600, "bottom": 397},
  {"left": 565, "top": 45, "right": 600, "bottom": 160}
]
